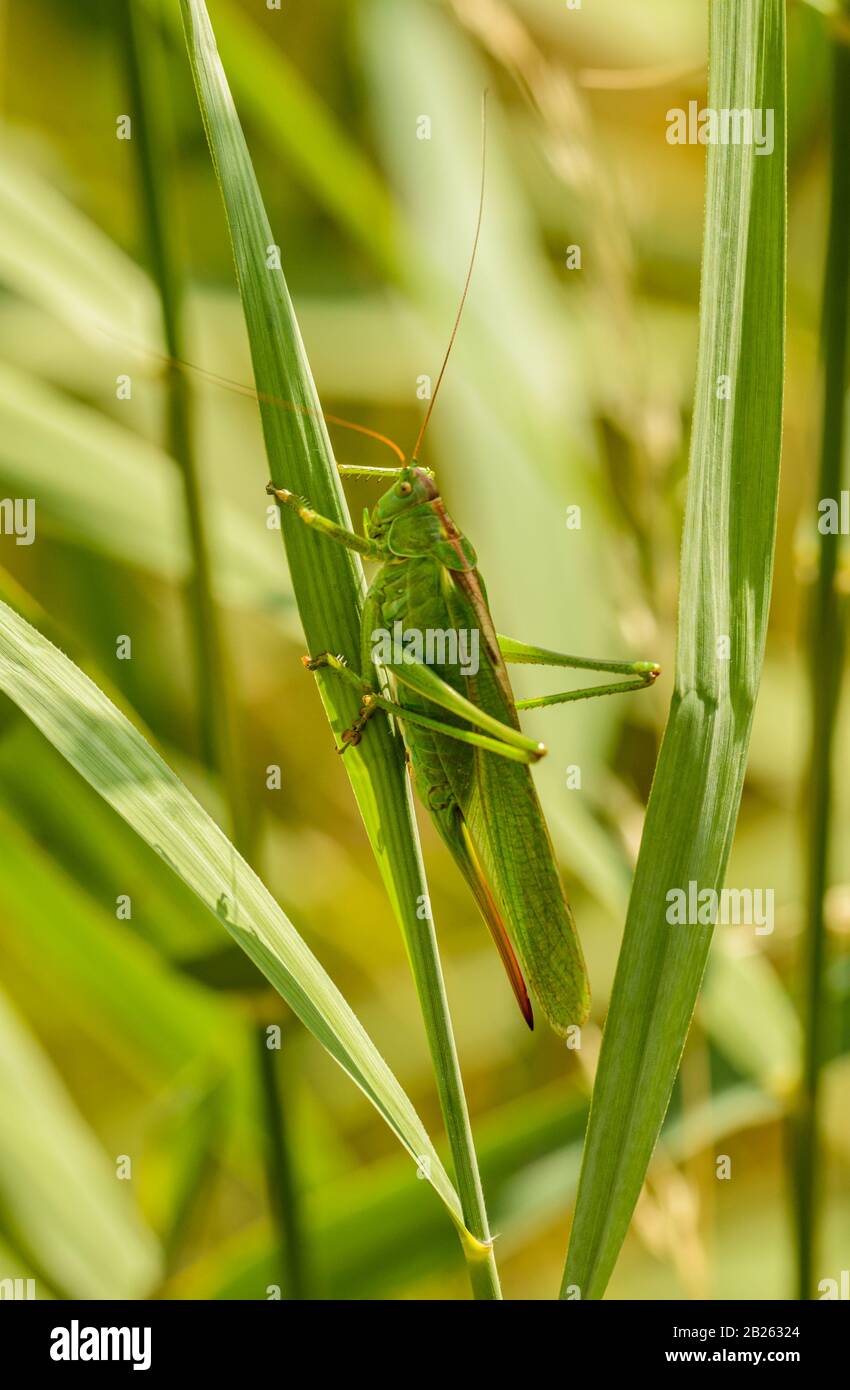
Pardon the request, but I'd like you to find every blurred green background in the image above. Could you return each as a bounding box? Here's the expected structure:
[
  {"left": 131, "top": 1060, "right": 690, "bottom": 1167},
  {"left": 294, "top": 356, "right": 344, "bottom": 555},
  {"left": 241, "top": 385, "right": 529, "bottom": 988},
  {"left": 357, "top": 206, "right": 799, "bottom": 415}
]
[{"left": 0, "top": 0, "right": 847, "bottom": 1299}]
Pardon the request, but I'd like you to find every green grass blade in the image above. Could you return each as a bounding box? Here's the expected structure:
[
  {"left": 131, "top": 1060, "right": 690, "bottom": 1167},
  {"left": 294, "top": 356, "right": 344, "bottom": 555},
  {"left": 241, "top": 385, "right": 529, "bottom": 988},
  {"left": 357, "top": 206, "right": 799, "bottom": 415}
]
[
  {"left": 178, "top": 0, "right": 500, "bottom": 1296},
  {"left": 562, "top": 0, "right": 786, "bottom": 1299},
  {"left": 796, "top": 9, "right": 850, "bottom": 1300},
  {"left": 0, "top": 597, "right": 464, "bottom": 1232}
]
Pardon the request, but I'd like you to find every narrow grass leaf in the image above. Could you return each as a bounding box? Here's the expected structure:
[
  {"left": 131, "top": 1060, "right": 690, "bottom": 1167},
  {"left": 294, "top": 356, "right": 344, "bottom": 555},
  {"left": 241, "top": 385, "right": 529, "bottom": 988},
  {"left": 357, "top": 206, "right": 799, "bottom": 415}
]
[
  {"left": 178, "top": 0, "right": 500, "bottom": 1294},
  {"left": 563, "top": 0, "right": 786, "bottom": 1299},
  {"left": 0, "top": 598, "right": 464, "bottom": 1229}
]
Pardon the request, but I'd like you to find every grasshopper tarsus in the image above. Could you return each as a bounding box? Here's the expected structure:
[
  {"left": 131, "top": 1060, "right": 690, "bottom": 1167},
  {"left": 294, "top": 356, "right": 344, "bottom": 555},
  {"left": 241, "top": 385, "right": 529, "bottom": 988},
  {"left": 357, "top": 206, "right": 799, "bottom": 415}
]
[
  {"left": 302, "top": 651, "right": 348, "bottom": 672},
  {"left": 338, "top": 693, "right": 378, "bottom": 752},
  {"left": 267, "top": 481, "right": 309, "bottom": 512}
]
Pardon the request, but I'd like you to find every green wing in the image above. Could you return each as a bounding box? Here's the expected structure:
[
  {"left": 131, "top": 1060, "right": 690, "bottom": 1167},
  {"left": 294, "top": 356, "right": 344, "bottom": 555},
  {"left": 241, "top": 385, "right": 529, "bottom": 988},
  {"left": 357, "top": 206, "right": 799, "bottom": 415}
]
[{"left": 442, "top": 566, "right": 590, "bottom": 1035}]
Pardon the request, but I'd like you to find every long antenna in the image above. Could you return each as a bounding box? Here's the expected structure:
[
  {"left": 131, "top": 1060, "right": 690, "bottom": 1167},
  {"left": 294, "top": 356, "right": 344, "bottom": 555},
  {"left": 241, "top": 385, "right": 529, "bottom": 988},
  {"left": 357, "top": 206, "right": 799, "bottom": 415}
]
[
  {"left": 94, "top": 324, "right": 407, "bottom": 464},
  {"left": 411, "top": 91, "right": 488, "bottom": 463}
]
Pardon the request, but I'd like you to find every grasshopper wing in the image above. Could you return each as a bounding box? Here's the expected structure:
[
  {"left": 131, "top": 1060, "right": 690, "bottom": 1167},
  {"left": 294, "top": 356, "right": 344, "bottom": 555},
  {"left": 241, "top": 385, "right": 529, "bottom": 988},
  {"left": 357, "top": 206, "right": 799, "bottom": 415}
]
[{"left": 444, "top": 569, "right": 591, "bottom": 1035}]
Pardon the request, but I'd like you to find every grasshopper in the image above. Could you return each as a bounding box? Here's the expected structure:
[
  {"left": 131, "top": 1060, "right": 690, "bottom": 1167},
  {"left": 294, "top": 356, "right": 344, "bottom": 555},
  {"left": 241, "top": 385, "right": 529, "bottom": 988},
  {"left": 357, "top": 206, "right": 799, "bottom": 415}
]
[
  {"left": 119, "top": 343, "right": 658, "bottom": 1032},
  {"left": 263, "top": 105, "right": 659, "bottom": 1036},
  {"left": 267, "top": 464, "right": 658, "bottom": 1035},
  {"left": 124, "top": 103, "right": 658, "bottom": 1035}
]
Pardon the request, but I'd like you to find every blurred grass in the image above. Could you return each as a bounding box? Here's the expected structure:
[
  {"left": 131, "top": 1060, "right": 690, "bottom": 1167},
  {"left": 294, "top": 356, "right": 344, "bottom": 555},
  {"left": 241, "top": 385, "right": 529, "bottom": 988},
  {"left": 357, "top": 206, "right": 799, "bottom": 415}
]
[
  {"left": 121, "top": 0, "right": 251, "bottom": 848},
  {"left": 0, "top": 0, "right": 846, "bottom": 1301},
  {"left": 796, "top": 7, "right": 850, "bottom": 1300},
  {"left": 0, "top": 987, "right": 161, "bottom": 1298}
]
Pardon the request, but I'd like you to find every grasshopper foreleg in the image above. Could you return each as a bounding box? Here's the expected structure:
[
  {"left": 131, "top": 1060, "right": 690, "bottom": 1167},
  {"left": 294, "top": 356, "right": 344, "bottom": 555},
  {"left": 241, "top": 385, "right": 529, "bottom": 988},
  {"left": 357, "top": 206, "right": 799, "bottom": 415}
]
[{"left": 266, "top": 483, "right": 379, "bottom": 558}]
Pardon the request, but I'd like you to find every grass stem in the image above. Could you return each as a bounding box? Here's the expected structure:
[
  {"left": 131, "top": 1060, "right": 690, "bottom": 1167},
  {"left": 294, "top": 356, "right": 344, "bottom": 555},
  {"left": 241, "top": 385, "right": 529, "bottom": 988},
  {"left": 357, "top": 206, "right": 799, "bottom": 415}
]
[
  {"left": 255, "top": 1024, "right": 310, "bottom": 1300},
  {"left": 796, "top": 21, "right": 850, "bottom": 1302}
]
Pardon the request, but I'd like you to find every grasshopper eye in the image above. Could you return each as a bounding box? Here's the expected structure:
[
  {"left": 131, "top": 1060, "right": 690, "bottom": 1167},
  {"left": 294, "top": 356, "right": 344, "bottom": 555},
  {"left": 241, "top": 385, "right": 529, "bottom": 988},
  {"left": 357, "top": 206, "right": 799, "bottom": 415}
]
[{"left": 398, "top": 481, "right": 412, "bottom": 495}]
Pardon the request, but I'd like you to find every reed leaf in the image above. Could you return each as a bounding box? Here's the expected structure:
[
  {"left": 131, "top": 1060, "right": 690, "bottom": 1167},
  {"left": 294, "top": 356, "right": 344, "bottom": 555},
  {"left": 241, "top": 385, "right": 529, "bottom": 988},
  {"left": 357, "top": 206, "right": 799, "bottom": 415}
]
[
  {"left": 0, "top": 597, "right": 464, "bottom": 1231},
  {"left": 178, "top": 0, "right": 500, "bottom": 1296},
  {"left": 563, "top": 0, "right": 786, "bottom": 1299}
]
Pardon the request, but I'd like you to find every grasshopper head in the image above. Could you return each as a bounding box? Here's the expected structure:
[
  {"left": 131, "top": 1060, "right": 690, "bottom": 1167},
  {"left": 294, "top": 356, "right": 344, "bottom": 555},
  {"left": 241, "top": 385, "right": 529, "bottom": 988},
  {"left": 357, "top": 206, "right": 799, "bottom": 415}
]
[{"left": 372, "top": 466, "right": 438, "bottom": 523}]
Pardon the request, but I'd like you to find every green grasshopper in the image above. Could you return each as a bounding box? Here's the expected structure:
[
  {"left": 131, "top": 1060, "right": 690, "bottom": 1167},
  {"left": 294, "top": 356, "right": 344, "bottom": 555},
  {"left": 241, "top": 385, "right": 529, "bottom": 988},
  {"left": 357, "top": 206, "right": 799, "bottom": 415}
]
[
  {"left": 265, "top": 109, "right": 659, "bottom": 1036},
  {"left": 128, "top": 343, "right": 657, "bottom": 1031},
  {"left": 128, "top": 100, "right": 658, "bottom": 1035},
  {"left": 267, "top": 465, "right": 658, "bottom": 1037},
  {"left": 263, "top": 103, "right": 658, "bottom": 1036}
]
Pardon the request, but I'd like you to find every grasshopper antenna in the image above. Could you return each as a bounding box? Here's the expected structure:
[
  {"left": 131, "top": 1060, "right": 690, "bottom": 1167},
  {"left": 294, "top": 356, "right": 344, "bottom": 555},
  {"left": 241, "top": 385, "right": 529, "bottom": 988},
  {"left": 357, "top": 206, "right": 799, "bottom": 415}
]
[
  {"left": 91, "top": 324, "right": 407, "bottom": 464},
  {"left": 410, "top": 91, "right": 488, "bottom": 464}
]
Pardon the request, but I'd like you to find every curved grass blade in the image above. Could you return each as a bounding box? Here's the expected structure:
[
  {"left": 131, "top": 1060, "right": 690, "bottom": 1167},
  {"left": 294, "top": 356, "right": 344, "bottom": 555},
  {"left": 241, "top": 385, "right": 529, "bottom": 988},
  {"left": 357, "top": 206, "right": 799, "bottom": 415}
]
[
  {"left": 0, "top": 597, "right": 465, "bottom": 1234},
  {"left": 562, "top": 0, "right": 786, "bottom": 1299},
  {"left": 178, "top": 0, "right": 501, "bottom": 1296}
]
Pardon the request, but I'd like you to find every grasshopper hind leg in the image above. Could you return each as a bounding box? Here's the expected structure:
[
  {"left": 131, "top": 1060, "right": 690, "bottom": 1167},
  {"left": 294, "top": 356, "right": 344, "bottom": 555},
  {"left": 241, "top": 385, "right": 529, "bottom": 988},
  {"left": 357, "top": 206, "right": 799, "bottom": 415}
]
[{"left": 497, "top": 634, "right": 661, "bottom": 710}]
